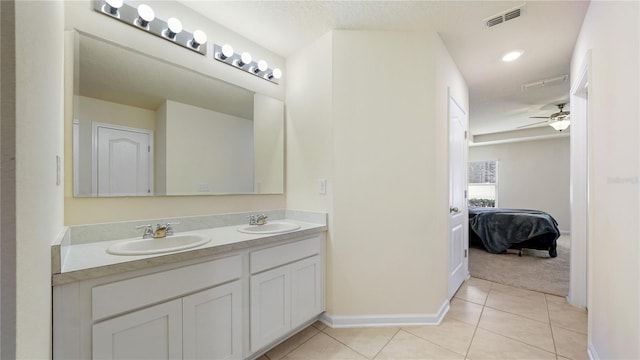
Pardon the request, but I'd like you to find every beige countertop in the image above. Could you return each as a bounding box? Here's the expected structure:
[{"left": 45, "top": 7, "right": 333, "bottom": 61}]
[{"left": 53, "top": 219, "right": 326, "bottom": 286}]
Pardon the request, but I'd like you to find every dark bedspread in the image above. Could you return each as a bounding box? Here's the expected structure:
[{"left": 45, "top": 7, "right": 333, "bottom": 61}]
[{"left": 469, "top": 208, "right": 560, "bottom": 256}]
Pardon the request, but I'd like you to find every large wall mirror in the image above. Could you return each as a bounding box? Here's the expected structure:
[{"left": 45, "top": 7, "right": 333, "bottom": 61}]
[{"left": 72, "top": 32, "right": 284, "bottom": 197}]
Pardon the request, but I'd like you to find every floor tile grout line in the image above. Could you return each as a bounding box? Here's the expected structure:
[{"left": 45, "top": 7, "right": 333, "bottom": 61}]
[
  {"left": 268, "top": 327, "right": 322, "bottom": 360},
  {"left": 550, "top": 323, "right": 588, "bottom": 336},
  {"left": 320, "top": 327, "right": 377, "bottom": 359},
  {"left": 545, "top": 294, "right": 560, "bottom": 359},
  {"left": 396, "top": 328, "right": 470, "bottom": 358},
  {"left": 401, "top": 325, "right": 471, "bottom": 358},
  {"left": 482, "top": 303, "right": 552, "bottom": 325},
  {"left": 464, "top": 288, "right": 488, "bottom": 360},
  {"left": 370, "top": 327, "right": 401, "bottom": 360},
  {"left": 478, "top": 325, "right": 558, "bottom": 356},
  {"left": 480, "top": 279, "right": 558, "bottom": 357}
]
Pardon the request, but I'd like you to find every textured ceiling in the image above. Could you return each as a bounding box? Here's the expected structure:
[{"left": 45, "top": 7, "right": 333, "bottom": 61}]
[{"left": 179, "top": 0, "right": 590, "bottom": 135}]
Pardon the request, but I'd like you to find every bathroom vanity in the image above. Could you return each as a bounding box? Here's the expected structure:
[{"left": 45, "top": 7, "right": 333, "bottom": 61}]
[{"left": 52, "top": 212, "right": 326, "bottom": 360}]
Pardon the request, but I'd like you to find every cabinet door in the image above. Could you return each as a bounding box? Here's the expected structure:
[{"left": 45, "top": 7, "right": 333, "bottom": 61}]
[
  {"left": 93, "top": 299, "right": 182, "bottom": 360},
  {"left": 291, "top": 255, "right": 323, "bottom": 328},
  {"left": 183, "top": 281, "right": 242, "bottom": 360},
  {"left": 250, "top": 266, "right": 291, "bottom": 352}
]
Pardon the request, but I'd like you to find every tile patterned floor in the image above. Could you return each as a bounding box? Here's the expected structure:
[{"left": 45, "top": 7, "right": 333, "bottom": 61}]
[{"left": 257, "top": 277, "right": 588, "bottom": 360}]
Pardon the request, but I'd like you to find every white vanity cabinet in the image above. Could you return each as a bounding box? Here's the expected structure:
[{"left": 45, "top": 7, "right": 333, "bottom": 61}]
[
  {"left": 55, "top": 255, "right": 244, "bottom": 360},
  {"left": 93, "top": 298, "right": 184, "bottom": 359},
  {"left": 249, "top": 236, "right": 324, "bottom": 352},
  {"left": 92, "top": 280, "right": 243, "bottom": 360},
  {"left": 182, "top": 281, "right": 243, "bottom": 359},
  {"left": 53, "top": 231, "right": 325, "bottom": 360}
]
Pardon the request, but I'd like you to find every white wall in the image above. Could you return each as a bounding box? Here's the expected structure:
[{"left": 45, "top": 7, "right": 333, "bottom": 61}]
[
  {"left": 287, "top": 29, "right": 467, "bottom": 320},
  {"left": 64, "top": 0, "right": 286, "bottom": 225},
  {"left": 163, "top": 100, "right": 253, "bottom": 194},
  {"left": 571, "top": 2, "right": 640, "bottom": 359},
  {"left": 332, "top": 30, "right": 442, "bottom": 316},
  {"left": 469, "top": 137, "right": 571, "bottom": 232},
  {"left": 285, "top": 32, "right": 334, "bottom": 212},
  {"left": 14, "top": 1, "right": 66, "bottom": 358}
]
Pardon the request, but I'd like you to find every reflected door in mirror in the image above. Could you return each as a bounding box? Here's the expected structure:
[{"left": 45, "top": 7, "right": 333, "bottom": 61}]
[{"left": 95, "top": 123, "right": 153, "bottom": 196}]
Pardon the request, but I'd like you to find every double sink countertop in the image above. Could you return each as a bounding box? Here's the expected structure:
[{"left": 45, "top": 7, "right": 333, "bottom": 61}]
[{"left": 52, "top": 210, "right": 327, "bottom": 286}]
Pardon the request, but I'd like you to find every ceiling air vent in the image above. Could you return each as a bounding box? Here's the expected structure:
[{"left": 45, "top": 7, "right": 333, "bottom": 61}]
[
  {"left": 485, "top": 4, "right": 527, "bottom": 28},
  {"left": 486, "top": 16, "right": 503, "bottom": 28},
  {"left": 504, "top": 8, "right": 522, "bottom": 21}
]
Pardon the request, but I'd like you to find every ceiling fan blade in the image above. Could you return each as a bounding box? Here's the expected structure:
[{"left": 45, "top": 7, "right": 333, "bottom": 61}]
[
  {"left": 517, "top": 120, "right": 550, "bottom": 129},
  {"left": 529, "top": 116, "right": 551, "bottom": 119}
]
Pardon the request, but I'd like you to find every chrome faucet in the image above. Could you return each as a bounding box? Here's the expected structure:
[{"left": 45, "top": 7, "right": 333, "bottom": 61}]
[
  {"left": 248, "top": 214, "right": 268, "bottom": 225},
  {"left": 164, "top": 222, "right": 179, "bottom": 236},
  {"left": 256, "top": 214, "right": 268, "bottom": 225},
  {"left": 136, "top": 224, "right": 154, "bottom": 239},
  {"left": 135, "top": 222, "right": 180, "bottom": 239}
]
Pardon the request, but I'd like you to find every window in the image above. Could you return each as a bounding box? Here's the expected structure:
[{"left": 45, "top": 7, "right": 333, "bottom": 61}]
[{"left": 468, "top": 160, "right": 498, "bottom": 207}]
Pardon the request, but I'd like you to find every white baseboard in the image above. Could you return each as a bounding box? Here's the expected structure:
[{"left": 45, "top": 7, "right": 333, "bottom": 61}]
[
  {"left": 587, "top": 343, "right": 599, "bottom": 360},
  {"left": 320, "top": 300, "right": 449, "bottom": 328}
]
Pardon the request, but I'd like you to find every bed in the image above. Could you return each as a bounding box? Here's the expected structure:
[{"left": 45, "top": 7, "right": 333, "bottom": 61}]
[{"left": 468, "top": 208, "right": 560, "bottom": 257}]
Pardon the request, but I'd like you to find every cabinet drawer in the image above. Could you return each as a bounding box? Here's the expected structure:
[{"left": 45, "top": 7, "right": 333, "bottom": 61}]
[
  {"left": 92, "top": 255, "right": 241, "bottom": 321},
  {"left": 250, "top": 236, "right": 322, "bottom": 274}
]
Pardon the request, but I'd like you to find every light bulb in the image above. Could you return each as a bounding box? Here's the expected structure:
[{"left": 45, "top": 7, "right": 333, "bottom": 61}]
[
  {"left": 137, "top": 4, "right": 155, "bottom": 27},
  {"left": 104, "top": 0, "right": 123, "bottom": 15},
  {"left": 192, "top": 30, "right": 207, "bottom": 48},
  {"left": 257, "top": 60, "right": 268, "bottom": 72},
  {"left": 238, "top": 52, "right": 252, "bottom": 67},
  {"left": 221, "top": 44, "right": 234, "bottom": 60},
  {"left": 268, "top": 68, "right": 282, "bottom": 80},
  {"left": 502, "top": 50, "right": 523, "bottom": 62},
  {"left": 549, "top": 120, "right": 570, "bottom": 131},
  {"left": 165, "top": 17, "right": 182, "bottom": 39}
]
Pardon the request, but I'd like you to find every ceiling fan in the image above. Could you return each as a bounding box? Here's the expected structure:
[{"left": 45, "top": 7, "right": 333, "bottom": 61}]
[{"left": 517, "top": 103, "right": 571, "bottom": 131}]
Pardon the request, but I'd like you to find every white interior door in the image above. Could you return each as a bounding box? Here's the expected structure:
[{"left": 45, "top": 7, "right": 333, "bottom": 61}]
[
  {"left": 448, "top": 96, "right": 469, "bottom": 299},
  {"left": 93, "top": 122, "right": 152, "bottom": 196}
]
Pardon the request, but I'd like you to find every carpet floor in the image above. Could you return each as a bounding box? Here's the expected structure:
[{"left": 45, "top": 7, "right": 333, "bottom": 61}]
[{"left": 468, "top": 234, "right": 570, "bottom": 297}]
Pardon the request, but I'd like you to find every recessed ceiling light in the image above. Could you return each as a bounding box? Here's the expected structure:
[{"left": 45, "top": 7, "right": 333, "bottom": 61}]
[{"left": 502, "top": 50, "right": 523, "bottom": 62}]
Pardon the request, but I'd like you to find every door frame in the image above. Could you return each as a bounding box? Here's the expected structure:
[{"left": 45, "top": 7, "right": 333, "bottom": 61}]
[
  {"left": 91, "top": 121, "right": 154, "bottom": 196},
  {"left": 568, "top": 51, "right": 591, "bottom": 308}
]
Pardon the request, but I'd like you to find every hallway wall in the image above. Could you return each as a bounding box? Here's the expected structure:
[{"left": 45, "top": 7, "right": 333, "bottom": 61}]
[{"left": 571, "top": 1, "right": 640, "bottom": 358}]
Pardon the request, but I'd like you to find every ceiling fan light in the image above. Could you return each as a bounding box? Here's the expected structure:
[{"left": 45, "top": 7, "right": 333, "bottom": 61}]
[{"left": 549, "top": 120, "right": 570, "bottom": 131}]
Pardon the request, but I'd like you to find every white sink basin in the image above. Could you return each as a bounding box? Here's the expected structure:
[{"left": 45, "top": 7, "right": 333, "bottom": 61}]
[
  {"left": 107, "top": 234, "right": 211, "bottom": 256},
  {"left": 238, "top": 221, "right": 301, "bottom": 234}
]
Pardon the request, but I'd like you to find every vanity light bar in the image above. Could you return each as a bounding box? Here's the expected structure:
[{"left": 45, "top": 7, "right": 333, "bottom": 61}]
[
  {"left": 94, "top": 0, "right": 207, "bottom": 55},
  {"left": 214, "top": 44, "right": 282, "bottom": 84}
]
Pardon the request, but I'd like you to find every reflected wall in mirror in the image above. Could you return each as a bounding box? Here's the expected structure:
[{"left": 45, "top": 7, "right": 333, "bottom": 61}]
[{"left": 72, "top": 32, "right": 284, "bottom": 197}]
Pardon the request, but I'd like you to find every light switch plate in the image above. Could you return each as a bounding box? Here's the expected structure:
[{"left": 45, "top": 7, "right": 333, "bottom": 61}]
[{"left": 319, "top": 178, "right": 327, "bottom": 195}]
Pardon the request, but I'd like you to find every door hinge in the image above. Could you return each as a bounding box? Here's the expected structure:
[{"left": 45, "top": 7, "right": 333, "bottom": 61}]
[
  {"left": 464, "top": 190, "right": 467, "bottom": 199},
  {"left": 148, "top": 145, "right": 151, "bottom": 152},
  {"left": 464, "top": 249, "right": 468, "bottom": 258},
  {"left": 464, "top": 130, "right": 468, "bottom": 139}
]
